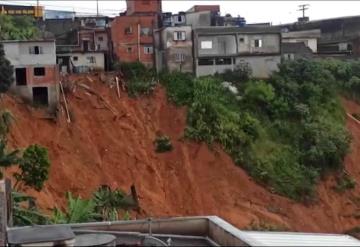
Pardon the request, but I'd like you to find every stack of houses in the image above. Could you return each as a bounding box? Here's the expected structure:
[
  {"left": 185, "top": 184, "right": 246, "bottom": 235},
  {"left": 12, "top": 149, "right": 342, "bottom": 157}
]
[{"left": 6, "top": 0, "right": 359, "bottom": 111}]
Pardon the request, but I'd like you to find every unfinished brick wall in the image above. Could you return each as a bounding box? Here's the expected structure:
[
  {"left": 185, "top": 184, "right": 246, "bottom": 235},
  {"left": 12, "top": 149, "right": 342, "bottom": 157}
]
[
  {"left": 111, "top": 15, "right": 157, "bottom": 67},
  {"left": 126, "top": 0, "right": 161, "bottom": 15}
]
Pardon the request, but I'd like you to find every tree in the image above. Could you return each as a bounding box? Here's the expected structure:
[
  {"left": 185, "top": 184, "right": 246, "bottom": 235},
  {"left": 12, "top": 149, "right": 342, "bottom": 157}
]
[
  {"left": 14, "top": 144, "right": 50, "bottom": 191},
  {"left": 0, "top": 43, "right": 13, "bottom": 93},
  {"left": 0, "top": 15, "right": 39, "bottom": 40},
  {"left": 0, "top": 140, "right": 19, "bottom": 179},
  {"left": 52, "top": 192, "right": 100, "bottom": 224}
]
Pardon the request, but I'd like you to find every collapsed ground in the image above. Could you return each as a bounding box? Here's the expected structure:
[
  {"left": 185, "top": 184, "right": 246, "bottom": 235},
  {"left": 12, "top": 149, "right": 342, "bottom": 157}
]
[{"left": 3, "top": 72, "right": 360, "bottom": 233}]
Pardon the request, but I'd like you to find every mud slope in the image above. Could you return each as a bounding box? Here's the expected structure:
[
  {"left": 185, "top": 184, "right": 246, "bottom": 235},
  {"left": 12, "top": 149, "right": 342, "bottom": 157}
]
[{"left": 4, "top": 77, "right": 360, "bottom": 233}]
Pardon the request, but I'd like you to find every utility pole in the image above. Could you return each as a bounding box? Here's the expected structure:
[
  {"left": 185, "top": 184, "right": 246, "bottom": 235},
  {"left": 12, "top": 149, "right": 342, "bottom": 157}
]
[
  {"left": 96, "top": 0, "right": 99, "bottom": 16},
  {"left": 298, "top": 4, "right": 309, "bottom": 18}
]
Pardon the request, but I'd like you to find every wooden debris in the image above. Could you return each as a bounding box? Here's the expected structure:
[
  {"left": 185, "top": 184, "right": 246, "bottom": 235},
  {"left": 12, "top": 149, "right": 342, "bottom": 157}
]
[
  {"left": 78, "top": 83, "right": 118, "bottom": 116},
  {"left": 86, "top": 76, "right": 94, "bottom": 83},
  {"left": 59, "top": 81, "right": 71, "bottom": 123},
  {"left": 115, "top": 76, "right": 121, "bottom": 99}
]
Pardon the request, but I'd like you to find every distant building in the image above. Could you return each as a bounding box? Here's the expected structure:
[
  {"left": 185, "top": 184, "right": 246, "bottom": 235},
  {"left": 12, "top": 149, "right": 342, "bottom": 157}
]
[
  {"left": 193, "top": 26, "right": 282, "bottom": 78},
  {"left": 1, "top": 40, "right": 59, "bottom": 111},
  {"left": 44, "top": 9, "right": 75, "bottom": 20},
  {"left": 282, "top": 42, "right": 313, "bottom": 60},
  {"left": 187, "top": 5, "right": 220, "bottom": 14},
  {"left": 40, "top": 16, "right": 112, "bottom": 73},
  {"left": 111, "top": 0, "right": 162, "bottom": 67},
  {"left": 155, "top": 26, "right": 193, "bottom": 73},
  {"left": 281, "top": 29, "right": 321, "bottom": 53}
]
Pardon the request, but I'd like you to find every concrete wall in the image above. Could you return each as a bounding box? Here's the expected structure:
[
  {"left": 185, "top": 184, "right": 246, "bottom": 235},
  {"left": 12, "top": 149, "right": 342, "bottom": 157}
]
[
  {"left": 196, "top": 55, "right": 280, "bottom": 78},
  {"left": 185, "top": 11, "right": 211, "bottom": 28},
  {"left": 161, "top": 26, "right": 193, "bottom": 73},
  {"left": 237, "top": 33, "right": 281, "bottom": 54},
  {"left": 282, "top": 38, "right": 317, "bottom": 52},
  {"left": 198, "top": 35, "right": 237, "bottom": 56},
  {"left": 2, "top": 41, "right": 56, "bottom": 66},
  {"left": 68, "top": 52, "right": 105, "bottom": 70}
]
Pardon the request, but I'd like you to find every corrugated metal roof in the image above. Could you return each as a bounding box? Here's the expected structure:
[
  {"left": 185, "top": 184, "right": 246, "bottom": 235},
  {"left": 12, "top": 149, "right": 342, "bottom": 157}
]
[{"left": 241, "top": 231, "right": 360, "bottom": 246}]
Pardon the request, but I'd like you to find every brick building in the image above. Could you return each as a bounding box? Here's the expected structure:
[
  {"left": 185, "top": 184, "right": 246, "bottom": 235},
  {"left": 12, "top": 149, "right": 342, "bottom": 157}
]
[{"left": 111, "top": 0, "right": 162, "bottom": 67}]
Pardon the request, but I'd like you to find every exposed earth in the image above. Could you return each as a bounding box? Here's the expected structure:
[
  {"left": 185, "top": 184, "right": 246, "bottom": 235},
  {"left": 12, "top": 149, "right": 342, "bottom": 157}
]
[{"left": 4, "top": 75, "right": 360, "bottom": 233}]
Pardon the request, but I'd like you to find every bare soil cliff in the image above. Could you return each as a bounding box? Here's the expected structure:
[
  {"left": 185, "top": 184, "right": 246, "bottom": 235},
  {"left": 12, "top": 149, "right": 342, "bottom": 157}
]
[{"left": 4, "top": 76, "right": 360, "bottom": 232}]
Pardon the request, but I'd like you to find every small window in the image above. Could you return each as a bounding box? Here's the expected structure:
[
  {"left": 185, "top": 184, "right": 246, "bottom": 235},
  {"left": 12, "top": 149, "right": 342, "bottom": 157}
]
[
  {"left": 201, "top": 41, "right": 212, "bottom": 49},
  {"left": 29, "top": 46, "right": 43, "bottom": 54},
  {"left": 127, "top": 47, "right": 132, "bottom": 53},
  {"left": 177, "top": 15, "right": 184, "bottom": 23},
  {"left": 73, "top": 56, "right": 78, "bottom": 61},
  {"left": 98, "top": 36, "right": 104, "bottom": 41},
  {"left": 173, "top": 31, "right": 186, "bottom": 41},
  {"left": 198, "top": 58, "right": 214, "bottom": 66},
  {"left": 97, "top": 44, "right": 101, "bottom": 50},
  {"left": 34, "top": 67, "right": 45, "bottom": 76},
  {"left": 254, "top": 39, "right": 262, "bottom": 48},
  {"left": 87, "top": 56, "right": 96, "bottom": 64},
  {"left": 144, "top": 46, "right": 153, "bottom": 54},
  {"left": 125, "top": 26, "right": 133, "bottom": 35},
  {"left": 141, "top": 27, "right": 152, "bottom": 36},
  {"left": 239, "top": 37, "right": 244, "bottom": 42},
  {"left": 175, "top": 53, "right": 185, "bottom": 62},
  {"left": 215, "top": 58, "right": 232, "bottom": 65}
]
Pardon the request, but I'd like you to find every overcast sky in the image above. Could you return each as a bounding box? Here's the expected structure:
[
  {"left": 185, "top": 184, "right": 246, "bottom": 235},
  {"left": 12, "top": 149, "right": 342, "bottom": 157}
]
[{"left": 2, "top": 1, "right": 360, "bottom": 24}]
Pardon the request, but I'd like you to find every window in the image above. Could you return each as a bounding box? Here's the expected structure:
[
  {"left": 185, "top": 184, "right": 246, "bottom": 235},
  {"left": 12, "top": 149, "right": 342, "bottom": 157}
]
[
  {"left": 239, "top": 37, "right": 245, "bottom": 42},
  {"left": 87, "top": 56, "right": 96, "bottom": 64},
  {"left": 175, "top": 53, "right": 185, "bottom": 62},
  {"left": 215, "top": 58, "right": 232, "bottom": 65},
  {"left": 127, "top": 47, "right": 132, "bottom": 53},
  {"left": 173, "top": 31, "right": 186, "bottom": 41},
  {"left": 73, "top": 56, "right": 78, "bottom": 61},
  {"left": 15, "top": 68, "right": 27, "bottom": 85},
  {"left": 141, "top": 27, "right": 152, "bottom": 36},
  {"left": 97, "top": 44, "right": 101, "bottom": 50},
  {"left": 198, "top": 58, "right": 214, "bottom": 66},
  {"left": 32, "top": 87, "right": 48, "bottom": 106},
  {"left": 34, "top": 67, "right": 45, "bottom": 76},
  {"left": 201, "top": 41, "right": 212, "bottom": 49},
  {"left": 144, "top": 46, "right": 153, "bottom": 54},
  {"left": 98, "top": 36, "right": 104, "bottom": 41},
  {"left": 29, "top": 46, "right": 43, "bottom": 54},
  {"left": 254, "top": 39, "right": 262, "bottom": 48},
  {"left": 125, "top": 26, "right": 133, "bottom": 35}
]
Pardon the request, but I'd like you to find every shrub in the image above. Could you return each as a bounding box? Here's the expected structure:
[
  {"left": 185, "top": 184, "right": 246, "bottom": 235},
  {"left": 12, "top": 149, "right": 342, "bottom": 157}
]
[
  {"left": 159, "top": 71, "right": 194, "bottom": 106},
  {"left": 216, "top": 63, "right": 252, "bottom": 86},
  {"left": 0, "top": 44, "right": 14, "bottom": 93},
  {"left": 335, "top": 173, "right": 356, "bottom": 192},
  {"left": 14, "top": 144, "right": 51, "bottom": 191},
  {"left": 127, "top": 78, "right": 156, "bottom": 97},
  {"left": 154, "top": 135, "right": 173, "bottom": 153}
]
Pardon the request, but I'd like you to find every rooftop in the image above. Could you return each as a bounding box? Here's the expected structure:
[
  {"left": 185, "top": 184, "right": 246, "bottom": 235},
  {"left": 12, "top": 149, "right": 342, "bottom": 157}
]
[{"left": 194, "top": 26, "right": 281, "bottom": 35}]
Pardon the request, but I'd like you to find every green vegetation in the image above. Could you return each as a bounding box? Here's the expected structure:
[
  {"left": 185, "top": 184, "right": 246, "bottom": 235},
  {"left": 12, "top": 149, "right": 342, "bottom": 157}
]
[
  {"left": 115, "top": 62, "right": 157, "bottom": 97},
  {"left": 13, "top": 191, "right": 49, "bottom": 226},
  {"left": 93, "top": 185, "right": 135, "bottom": 221},
  {"left": 0, "top": 44, "right": 14, "bottom": 93},
  {"left": 161, "top": 59, "right": 351, "bottom": 201},
  {"left": 0, "top": 15, "right": 40, "bottom": 40},
  {"left": 52, "top": 185, "right": 137, "bottom": 223},
  {"left": 14, "top": 144, "right": 50, "bottom": 191},
  {"left": 154, "top": 135, "right": 173, "bottom": 153},
  {"left": 52, "top": 192, "right": 100, "bottom": 224},
  {"left": 352, "top": 113, "right": 360, "bottom": 121},
  {"left": 335, "top": 173, "right": 356, "bottom": 192}
]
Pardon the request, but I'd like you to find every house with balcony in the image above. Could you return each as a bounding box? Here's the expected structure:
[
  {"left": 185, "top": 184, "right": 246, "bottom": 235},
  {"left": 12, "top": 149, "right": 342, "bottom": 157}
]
[{"left": 193, "top": 26, "right": 281, "bottom": 78}]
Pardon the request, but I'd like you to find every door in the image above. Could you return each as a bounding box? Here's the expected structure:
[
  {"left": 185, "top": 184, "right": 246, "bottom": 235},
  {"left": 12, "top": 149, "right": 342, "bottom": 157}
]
[
  {"left": 32, "top": 87, "right": 49, "bottom": 106},
  {"left": 15, "top": 68, "right": 27, "bottom": 85},
  {"left": 83, "top": 40, "right": 89, "bottom": 52}
]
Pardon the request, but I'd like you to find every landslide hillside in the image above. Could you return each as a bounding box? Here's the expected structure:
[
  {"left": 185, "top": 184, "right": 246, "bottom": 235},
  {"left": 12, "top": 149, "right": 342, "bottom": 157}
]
[{"left": 4, "top": 74, "right": 360, "bottom": 233}]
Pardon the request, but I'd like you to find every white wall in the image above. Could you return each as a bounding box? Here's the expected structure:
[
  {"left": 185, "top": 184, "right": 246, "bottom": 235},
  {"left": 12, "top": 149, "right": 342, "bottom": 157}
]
[
  {"left": 2, "top": 41, "right": 56, "bottom": 66},
  {"left": 70, "top": 52, "right": 105, "bottom": 70},
  {"left": 283, "top": 38, "right": 317, "bottom": 53}
]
